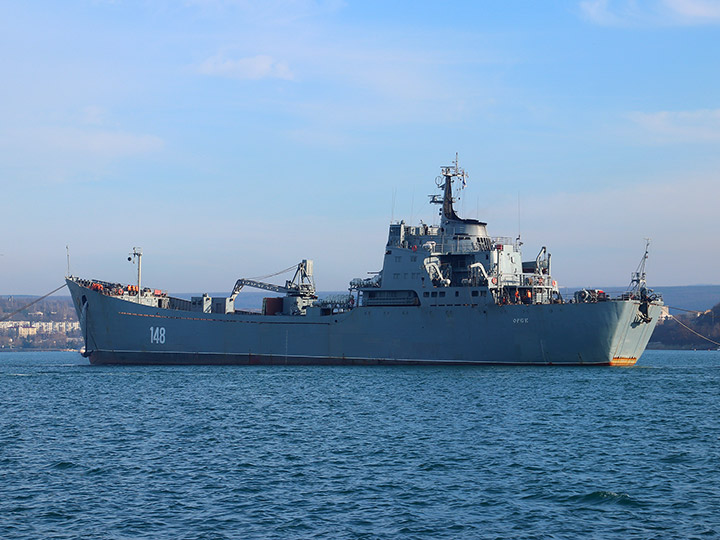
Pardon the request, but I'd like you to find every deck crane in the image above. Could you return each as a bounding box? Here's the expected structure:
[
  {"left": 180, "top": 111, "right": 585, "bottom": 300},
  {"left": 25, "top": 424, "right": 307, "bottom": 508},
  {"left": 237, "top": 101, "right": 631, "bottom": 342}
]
[{"left": 229, "top": 260, "right": 317, "bottom": 302}]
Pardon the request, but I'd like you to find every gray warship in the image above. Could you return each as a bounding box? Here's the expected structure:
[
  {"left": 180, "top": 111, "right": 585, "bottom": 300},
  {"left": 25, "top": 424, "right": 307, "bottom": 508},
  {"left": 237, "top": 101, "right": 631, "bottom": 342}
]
[{"left": 67, "top": 157, "right": 662, "bottom": 366}]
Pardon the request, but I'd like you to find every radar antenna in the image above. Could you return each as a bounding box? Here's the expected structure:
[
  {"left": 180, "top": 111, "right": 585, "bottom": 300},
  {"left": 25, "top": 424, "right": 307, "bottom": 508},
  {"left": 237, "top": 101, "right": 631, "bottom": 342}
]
[{"left": 429, "top": 152, "right": 468, "bottom": 220}]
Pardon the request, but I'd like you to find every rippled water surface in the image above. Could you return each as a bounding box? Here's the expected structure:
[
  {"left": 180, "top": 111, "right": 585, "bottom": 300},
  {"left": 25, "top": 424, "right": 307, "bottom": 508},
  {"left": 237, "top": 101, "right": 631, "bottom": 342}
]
[{"left": 2, "top": 350, "right": 719, "bottom": 539}]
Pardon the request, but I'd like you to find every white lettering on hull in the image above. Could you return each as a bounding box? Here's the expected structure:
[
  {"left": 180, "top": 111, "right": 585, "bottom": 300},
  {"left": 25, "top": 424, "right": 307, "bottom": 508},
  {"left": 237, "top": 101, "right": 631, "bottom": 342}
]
[{"left": 150, "top": 326, "right": 166, "bottom": 344}]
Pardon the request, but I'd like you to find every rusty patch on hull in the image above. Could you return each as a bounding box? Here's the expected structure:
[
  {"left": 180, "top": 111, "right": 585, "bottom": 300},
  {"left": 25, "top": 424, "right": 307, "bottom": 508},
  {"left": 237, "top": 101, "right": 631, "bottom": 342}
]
[{"left": 610, "top": 356, "right": 638, "bottom": 366}]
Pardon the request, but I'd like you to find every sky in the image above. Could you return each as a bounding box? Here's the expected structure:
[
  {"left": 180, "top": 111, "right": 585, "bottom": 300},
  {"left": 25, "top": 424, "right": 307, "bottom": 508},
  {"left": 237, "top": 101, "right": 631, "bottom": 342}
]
[{"left": 1, "top": 0, "right": 719, "bottom": 294}]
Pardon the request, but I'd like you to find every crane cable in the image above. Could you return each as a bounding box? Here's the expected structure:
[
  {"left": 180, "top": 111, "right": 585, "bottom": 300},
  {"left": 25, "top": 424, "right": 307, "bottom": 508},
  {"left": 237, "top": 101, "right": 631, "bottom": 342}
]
[
  {"left": 246, "top": 264, "right": 297, "bottom": 281},
  {"left": 0, "top": 284, "right": 68, "bottom": 323}
]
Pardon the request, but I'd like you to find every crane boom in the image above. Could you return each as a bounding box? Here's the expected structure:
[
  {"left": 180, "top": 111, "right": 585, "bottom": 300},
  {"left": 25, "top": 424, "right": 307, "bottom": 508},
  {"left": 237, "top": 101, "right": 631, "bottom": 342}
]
[
  {"left": 229, "top": 260, "right": 316, "bottom": 301},
  {"left": 232, "top": 279, "right": 292, "bottom": 296}
]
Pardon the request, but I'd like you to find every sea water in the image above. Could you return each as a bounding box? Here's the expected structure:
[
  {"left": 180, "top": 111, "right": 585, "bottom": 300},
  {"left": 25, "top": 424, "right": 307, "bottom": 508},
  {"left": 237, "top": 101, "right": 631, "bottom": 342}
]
[{"left": 1, "top": 350, "right": 719, "bottom": 539}]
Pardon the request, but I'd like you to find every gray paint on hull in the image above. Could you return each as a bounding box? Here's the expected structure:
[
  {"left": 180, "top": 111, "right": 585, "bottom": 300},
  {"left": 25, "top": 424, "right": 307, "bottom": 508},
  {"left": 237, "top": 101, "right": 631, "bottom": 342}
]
[{"left": 68, "top": 279, "right": 661, "bottom": 366}]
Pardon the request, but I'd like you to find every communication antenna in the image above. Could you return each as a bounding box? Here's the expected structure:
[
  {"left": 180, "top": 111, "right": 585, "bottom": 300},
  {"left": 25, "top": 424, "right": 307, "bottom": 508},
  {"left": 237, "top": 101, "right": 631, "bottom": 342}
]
[
  {"left": 128, "top": 247, "right": 143, "bottom": 303},
  {"left": 516, "top": 192, "right": 522, "bottom": 246},
  {"left": 454, "top": 152, "right": 468, "bottom": 194},
  {"left": 66, "top": 245, "right": 71, "bottom": 277},
  {"left": 629, "top": 238, "right": 651, "bottom": 293}
]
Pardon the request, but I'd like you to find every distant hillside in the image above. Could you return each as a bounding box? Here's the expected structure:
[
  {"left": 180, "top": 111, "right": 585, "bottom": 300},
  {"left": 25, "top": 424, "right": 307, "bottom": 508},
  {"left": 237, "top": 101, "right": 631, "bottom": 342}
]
[
  {"left": 0, "top": 295, "right": 81, "bottom": 350},
  {"left": 0, "top": 295, "right": 76, "bottom": 322},
  {"left": 650, "top": 300, "right": 720, "bottom": 350},
  {"left": 643, "top": 285, "right": 720, "bottom": 313}
]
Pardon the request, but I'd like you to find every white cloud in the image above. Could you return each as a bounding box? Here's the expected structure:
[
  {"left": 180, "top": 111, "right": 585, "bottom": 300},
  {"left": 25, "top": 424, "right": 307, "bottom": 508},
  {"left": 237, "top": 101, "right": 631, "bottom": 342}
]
[
  {"left": 628, "top": 109, "right": 720, "bottom": 143},
  {"left": 196, "top": 39, "right": 496, "bottom": 131},
  {"left": 198, "top": 54, "right": 294, "bottom": 80},
  {"left": 580, "top": 0, "right": 628, "bottom": 25},
  {"left": 664, "top": 0, "right": 720, "bottom": 19},
  {"left": 580, "top": 0, "right": 720, "bottom": 25},
  {"left": 179, "top": 0, "right": 511, "bottom": 140}
]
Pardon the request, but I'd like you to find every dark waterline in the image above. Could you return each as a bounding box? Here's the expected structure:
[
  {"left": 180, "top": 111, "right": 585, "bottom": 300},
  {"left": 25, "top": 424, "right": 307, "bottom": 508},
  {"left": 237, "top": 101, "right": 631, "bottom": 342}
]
[{"left": 2, "top": 350, "right": 719, "bottom": 539}]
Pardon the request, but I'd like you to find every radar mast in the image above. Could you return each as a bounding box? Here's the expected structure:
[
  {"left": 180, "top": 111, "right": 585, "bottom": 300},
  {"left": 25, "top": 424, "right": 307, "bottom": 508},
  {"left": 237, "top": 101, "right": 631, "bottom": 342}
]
[{"left": 429, "top": 152, "right": 468, "bottom": 221}]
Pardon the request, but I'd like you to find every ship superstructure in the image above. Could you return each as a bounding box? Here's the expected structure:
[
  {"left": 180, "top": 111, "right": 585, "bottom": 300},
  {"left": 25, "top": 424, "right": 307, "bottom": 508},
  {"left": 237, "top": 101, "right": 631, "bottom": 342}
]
[
  {"left": 352, "top": 156, "right": 560, "bottom": 310},
  {"left": 67, "top": 157, "right": 662, "bottom": 366}
]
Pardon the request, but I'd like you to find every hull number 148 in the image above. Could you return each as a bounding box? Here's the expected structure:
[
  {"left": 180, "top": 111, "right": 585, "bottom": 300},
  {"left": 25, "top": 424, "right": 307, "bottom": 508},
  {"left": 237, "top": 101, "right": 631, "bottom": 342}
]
[{"left": 150, "top": 326, "right": 166, "bottom": 344}]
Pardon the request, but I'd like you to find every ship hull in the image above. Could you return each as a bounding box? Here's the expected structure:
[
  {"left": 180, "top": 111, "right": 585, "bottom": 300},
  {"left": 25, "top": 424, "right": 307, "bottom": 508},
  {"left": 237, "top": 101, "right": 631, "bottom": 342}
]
[{"left": 68, "top": 279, "right": 661, "bottom": 366}]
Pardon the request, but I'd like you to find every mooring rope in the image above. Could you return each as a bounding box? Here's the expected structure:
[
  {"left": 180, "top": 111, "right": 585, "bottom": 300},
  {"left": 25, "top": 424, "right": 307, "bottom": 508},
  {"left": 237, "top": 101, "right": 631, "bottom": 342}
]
[
  {"left": 0, "top": 284, "right": 68, "bottom": 323},
  {"left": 667, "top": 314, "right": 720, "bottom": 347},
  {"left": 667, "top": 305, "right": 713, "bottom": 315}
]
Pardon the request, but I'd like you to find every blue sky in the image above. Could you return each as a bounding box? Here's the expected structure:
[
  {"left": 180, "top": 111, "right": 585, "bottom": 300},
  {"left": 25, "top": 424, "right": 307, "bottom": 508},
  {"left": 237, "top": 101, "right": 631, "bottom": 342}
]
[{"left": 1, "top": 0, "right": 719, "bottom": 294}]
